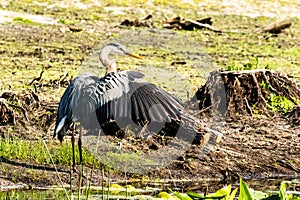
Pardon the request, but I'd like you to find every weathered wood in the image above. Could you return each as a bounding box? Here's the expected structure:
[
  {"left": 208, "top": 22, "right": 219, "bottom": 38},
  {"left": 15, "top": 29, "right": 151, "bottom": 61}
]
[
  {"left": 162, "top": 15, "right": 221, "bottom": 32},
  {"left": 120, "top": 15, "right": 153, "bottom": 28},
  {"left": 254, "top": 17, "right": 293, "bottom": 34}
]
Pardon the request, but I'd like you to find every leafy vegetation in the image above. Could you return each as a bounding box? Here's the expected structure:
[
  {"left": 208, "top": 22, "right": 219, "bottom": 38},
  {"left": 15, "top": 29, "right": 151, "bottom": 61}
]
[
  {"left": 225, "top": 57, "right": 273, "bottom": 71},
  {"left": 266, "top": 93, "right": 296, "bottom": 113},
  {"left": 171, "top": 179, "right": 300, "bottom": 200},
  {"left": 260, "top": 80, "right": 299, "bottom": 113},
  {"left": 57, "top": 18, "right": 76, "bottom": 25}
]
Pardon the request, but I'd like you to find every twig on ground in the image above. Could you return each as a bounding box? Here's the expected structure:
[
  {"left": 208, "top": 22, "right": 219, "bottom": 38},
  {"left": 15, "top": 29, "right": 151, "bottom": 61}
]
[
  {"left": 8, "top": 102, "right": 29, "bottom": 122},
  {"left": 29, "top": 71, "right": 44, "bottom": 85}
]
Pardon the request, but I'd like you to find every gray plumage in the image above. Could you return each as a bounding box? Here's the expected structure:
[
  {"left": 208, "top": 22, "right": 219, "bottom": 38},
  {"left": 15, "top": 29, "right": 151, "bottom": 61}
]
[{"left": 54, "top": 43, "right": 191, "bottom": 142}]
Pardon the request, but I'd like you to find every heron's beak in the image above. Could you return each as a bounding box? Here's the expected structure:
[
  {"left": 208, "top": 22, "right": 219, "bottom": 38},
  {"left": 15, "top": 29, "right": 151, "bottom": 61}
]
[{"left": 126, "top": 52, "right": 143, "bottom": 59}]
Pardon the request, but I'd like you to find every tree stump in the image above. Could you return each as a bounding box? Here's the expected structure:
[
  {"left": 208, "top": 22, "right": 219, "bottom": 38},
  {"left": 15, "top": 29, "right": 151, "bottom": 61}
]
[{"left": 188, "top": 70, "right": 300, "bottom": 117}]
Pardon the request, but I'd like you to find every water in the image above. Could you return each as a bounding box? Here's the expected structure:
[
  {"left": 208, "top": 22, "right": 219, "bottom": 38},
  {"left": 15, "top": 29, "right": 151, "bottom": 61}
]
[{"left": 1, "top": 176, "right": 299, "bottom": 199}]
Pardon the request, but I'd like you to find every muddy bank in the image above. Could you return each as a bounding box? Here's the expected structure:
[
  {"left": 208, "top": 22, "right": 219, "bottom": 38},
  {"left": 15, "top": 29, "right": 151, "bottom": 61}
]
[{"left": 0, "top": 70, "right": 299, "bottom": 193}]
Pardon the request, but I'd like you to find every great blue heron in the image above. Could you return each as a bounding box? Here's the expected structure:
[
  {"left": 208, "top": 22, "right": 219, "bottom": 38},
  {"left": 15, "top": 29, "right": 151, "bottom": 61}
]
[{"left": 53, "top": 43, "right": 206, "bottom": 171}]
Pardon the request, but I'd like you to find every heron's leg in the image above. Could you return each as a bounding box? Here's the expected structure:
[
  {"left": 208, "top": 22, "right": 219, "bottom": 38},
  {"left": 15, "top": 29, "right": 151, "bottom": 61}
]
[
  {"left": 78, "top": 127, "right": 83, "bottom": 166},
  {"left": 78, "top": 126, "right": 84, "bottom": 186},
  {"left": 78, "top": 126, "right": 86, "bottom": 178},
  {"left": 137, "top": 121, "right": 149, "bottom": 138},
  {"left": 71, "top": 124, "right": 77, "bottom": 172}
]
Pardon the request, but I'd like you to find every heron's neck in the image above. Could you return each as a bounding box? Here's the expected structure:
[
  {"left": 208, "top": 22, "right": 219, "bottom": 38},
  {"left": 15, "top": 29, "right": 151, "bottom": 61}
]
[
  {"left": 100, "top": 54, "right": 117, "bottom": 74},
  {"left": 105, "top": 61, "right": 117, "bottom": 74}
]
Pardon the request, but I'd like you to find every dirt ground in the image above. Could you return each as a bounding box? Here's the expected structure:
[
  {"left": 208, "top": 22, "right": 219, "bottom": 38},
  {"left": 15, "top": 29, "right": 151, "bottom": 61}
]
[
  {"left": 1, "top": 91, "right": 299, "bottom": 193},
  {"left": 0, "top": 1, "right": 300, "bottom": 194}
]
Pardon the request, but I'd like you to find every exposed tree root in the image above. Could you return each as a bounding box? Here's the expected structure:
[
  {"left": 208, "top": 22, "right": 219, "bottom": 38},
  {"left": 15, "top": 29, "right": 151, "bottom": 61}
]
[
  {"left": 284, "top": 105, "right": 300, "bottom": 126},
  {"left": 0, "top": 98, "right": 15, "bottom": 126}
]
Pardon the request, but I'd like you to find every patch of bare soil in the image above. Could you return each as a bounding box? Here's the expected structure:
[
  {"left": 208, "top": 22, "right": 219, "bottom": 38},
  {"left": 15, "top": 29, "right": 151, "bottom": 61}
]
[{"left": 145, "top": 115, "right": 299, "bottom": 192}]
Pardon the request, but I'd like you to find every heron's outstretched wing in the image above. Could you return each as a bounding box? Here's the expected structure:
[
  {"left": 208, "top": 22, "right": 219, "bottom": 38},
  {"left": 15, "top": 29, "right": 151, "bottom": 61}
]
[
  {"left": 54, "top": 73, "right": 101, "bottom": 141},
  {"left": 54, "top": 70, "right": 185, "bottom": 141},
  {"left": 95, "top": 71, "right": 184, "bottom": 126}
]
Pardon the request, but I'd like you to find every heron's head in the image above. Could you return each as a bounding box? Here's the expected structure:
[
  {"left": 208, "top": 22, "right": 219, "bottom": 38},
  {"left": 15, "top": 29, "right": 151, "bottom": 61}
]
[{"left": 99, "top": 43, "right": 142, "bottom": 74}]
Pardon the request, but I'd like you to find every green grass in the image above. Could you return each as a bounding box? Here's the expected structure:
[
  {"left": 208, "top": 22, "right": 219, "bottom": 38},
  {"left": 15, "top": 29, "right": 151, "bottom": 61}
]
[
  {"left": 12, "top": 17, "right": 42, "bottom": 26},
  {"left": 0, "top": 137, "right": 99, "bottom": 167},
  {"left": 203, "top": 30, "right": 300, "bottom": 76},
  {"left": 0, "top": 24, "right": 101, "bottom": 100},
  {"left": 224, "top": 57, "right": 274, "bottom": 71},
  {"left": 260, "top": 79, "right": 300, "bottom": 113},
  {"left": 57, "top": 18, "right": 76, "bottom": 25},
  {"left": 0, "top": 189, "right": 68, "bottom": 200}
]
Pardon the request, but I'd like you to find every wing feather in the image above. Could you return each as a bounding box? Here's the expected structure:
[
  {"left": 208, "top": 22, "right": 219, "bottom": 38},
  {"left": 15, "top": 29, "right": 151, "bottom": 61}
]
[{"left": 54, "top": 73, "right": 101, "bottom": 141}]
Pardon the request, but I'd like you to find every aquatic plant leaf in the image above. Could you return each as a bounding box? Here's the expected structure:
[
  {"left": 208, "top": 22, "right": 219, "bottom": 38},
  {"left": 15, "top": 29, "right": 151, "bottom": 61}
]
[
  {"left": 186, "top": 191, "right": 205, "bottom": 198},
  {"left": 279, "top": 182, "right": 287, "bottom": 200},
  {"left": 205, "top": 185, "right": 230, "bottom": 199},
  {"left": 238, "top": 178, "right": 254, "bottom": 200},
  {"left": 261, "top": 195, "right": 280, "bottom": 200},
  {"left": 109, "top": 183, "right": 125, "bottom": 194},
  {"left": 229, "top": 188, "right": 238, "bottom": 200},
  {"left": 157, "top": 192, "right": 172, "bottom": 199},
  {"left": 173, "top": 191, "right": 193, "bottom": 200},
  {"left": 249, "top": 189, "right": 268, "bottom": 199},
  {"left": 125, "top": 185, "right": 137, "bottom": 193}
]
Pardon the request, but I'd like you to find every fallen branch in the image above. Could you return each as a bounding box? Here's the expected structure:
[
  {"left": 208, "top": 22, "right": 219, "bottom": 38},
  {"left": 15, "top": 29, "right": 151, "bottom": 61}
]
[
  {"left": 120, "top": 15, "right": 153, "bottom": 28},
  {"left": 8, "top": 102, "right": 29, "bottom": 122},
  {"left": 163, "top": 15, "right": 219, "bottom": 32},
  {"left": 163, "top": 15, "right": 247, "bottom": 34},
  {"left": 29, "top": 71, "right": 44, "bottom": 85},
  {"left": 254, "top": 17, "right": 293, "bottom": 34},
  {"left": 185, "top": 19, "right": 221, "bottom": 33}
]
